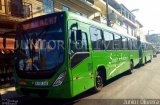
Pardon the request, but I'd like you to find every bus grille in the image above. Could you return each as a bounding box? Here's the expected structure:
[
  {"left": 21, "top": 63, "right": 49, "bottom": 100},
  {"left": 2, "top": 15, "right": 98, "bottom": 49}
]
[{"left": 21, "top": 88, "right": 49, "bottom": 97}]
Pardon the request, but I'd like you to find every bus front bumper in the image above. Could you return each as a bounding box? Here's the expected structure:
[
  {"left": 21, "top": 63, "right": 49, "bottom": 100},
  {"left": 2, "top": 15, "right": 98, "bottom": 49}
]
[{"left": 15, "top": 82, "right": 72, "bottom": 99}]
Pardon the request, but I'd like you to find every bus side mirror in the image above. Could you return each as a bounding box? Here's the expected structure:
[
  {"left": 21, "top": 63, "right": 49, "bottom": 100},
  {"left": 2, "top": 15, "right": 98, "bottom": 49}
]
[
  {"left": 71, "top": 31, "right": 75, "bottom": 41},
  {"left": 71, "top": 30, "right": 82, "bottom": 41},
  {"left": 76, "top": 30, "right": 82, "bottom": 41}
]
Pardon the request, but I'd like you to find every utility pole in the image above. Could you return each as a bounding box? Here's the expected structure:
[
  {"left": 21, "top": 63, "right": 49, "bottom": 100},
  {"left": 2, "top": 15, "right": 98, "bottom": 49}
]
[{"left": 106, "top": 0, "right": 110, "bottom": 26}]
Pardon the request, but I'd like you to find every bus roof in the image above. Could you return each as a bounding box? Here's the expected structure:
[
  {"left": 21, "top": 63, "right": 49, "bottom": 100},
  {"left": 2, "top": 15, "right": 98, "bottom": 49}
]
[
  {"left": 20, "top": 12, "right": 64, "bottom": 25},
  {"left": 66, "top": 11, "right": 137, "bottom": 40},
  {"left": 20, "top": 11, "right": 151, "bottom": 44},
  {"left": 20, "top": 11, "right": 136, "bottom": 40}
]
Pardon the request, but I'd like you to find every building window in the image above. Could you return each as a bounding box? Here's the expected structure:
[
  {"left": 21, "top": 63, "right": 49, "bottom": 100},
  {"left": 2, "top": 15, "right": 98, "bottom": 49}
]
[
  {"left": 132, "top": 17, "right": 135, "bottom": 23},
  {"left": 121, "top": 8, "right": 126, "bottom": 16},
  {"left": 86, "top": 0, "right": 94, "bottom": 4},
  {"left": 0, "top": 0, "right": 2, "bottom": 10},
  {"left": 62, "top": 5, "right": 69, "bottom": 11},
  {"left": 129, "top": 14, "right": 132, "bottom": 21},
  {"left": 76, "top": 11, "right": 87, "bottom": 18},
  {"left": 76, "top": 12, "right": 81, "bottom": 16},
  {"left": 132, "top": 29, "right": 134, "bottom": 36},
  {"left": 10, "top": 0, "right": 23, "bottom": 17},
  {"left": 23, "top": 5, "right": 30, "bottom": 17},
  {"left": 8, "top": 1, "right": 11, "bottom": 12},
  {"left": 43, "top": 0, "right": 54, "bottom": 14},
  {"left": 82, "top": 14, "right": 87, "bottom": 18},
  {"left": 128, "top": 26, "right": 132, "bottom": 35}
]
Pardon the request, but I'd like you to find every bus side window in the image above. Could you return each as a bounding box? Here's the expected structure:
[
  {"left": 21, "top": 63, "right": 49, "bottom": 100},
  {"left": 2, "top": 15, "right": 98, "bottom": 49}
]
[
  {"left": 114, "top": 34, "right": 122, "bottom": 50},
  {"left": 128, "top": 39, "right": 132, "bottom": 50},
  {"left": 90, "top": 27, "right": 103, "bottom": 50},
  {"left": 81, "top": 32, "right": 89, "bottom": 52},
  {"left": 103, "top": 31, "right": 114, "bottom": 50},
  {"left": 132, "top": 40, "right": 136, "bottom": 50},
  {"left": 122, "top": 36, "right": 128, "bottom": 50},
  {"left": 70, "top": 30, "right": 89, "bottom": 53}
]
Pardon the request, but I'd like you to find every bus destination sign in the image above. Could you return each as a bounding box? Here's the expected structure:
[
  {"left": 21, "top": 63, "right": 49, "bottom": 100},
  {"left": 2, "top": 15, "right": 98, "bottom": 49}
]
[{"left": 22, "top": 16, "right": 57, "bottom": 30}]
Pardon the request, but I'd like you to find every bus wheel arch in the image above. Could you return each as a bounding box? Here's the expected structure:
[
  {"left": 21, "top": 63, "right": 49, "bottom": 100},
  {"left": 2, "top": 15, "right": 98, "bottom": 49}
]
[{"left": 97, "top": 66, "right": 106, "bottom": 84}]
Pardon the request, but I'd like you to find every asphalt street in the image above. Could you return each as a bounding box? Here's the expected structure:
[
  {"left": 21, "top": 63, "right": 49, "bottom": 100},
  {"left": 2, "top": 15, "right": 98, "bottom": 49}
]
[{"left": 1, "top": 55, "right": 160, "bottom": 105}]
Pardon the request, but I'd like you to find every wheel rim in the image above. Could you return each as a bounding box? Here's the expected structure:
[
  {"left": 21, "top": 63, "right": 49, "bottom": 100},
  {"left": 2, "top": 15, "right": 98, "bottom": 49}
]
[{"left": 96, "top": 73, "right": 103, "bottom": 89}]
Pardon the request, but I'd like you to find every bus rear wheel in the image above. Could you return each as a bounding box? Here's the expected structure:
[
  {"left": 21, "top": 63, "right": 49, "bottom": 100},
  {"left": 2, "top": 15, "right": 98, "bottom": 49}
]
[
  {"left": 145, "top": 57, "right": 147, "bottom": 64},
  {"left": 149, "top": 56, "right": 152, "bottom": 63},
  {"left": 129, "top": 61, "right": 133, "bottom": 74},
  {"left": 93, "top": 71, "right": 103, "bottom": 92}
]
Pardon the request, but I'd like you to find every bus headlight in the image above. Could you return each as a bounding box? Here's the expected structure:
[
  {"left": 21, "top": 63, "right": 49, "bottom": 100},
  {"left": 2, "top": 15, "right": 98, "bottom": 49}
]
[{"left": 52, "top": 71, "right": 66, "bottom": 87}]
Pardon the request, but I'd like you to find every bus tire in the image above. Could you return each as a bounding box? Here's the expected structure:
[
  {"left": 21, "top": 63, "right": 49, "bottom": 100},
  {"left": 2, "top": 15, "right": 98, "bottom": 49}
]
[
  {"left": 145, "top": 57, "right": 147, "bottom": 64},
  {"left": 149, "top": 56, "right": 152, "bottom": 63},
  {"left": 129, "top": 60, "right": 134, "bottom": 74},
  {"left": 93, "top": 71, "right": 103, "bottom": 92}
]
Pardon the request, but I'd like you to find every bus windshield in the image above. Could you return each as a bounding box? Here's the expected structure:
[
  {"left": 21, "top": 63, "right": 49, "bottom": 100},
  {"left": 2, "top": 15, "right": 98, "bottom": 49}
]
[{"left": 15, "top": 15, "right": 65, "bottom": 72}]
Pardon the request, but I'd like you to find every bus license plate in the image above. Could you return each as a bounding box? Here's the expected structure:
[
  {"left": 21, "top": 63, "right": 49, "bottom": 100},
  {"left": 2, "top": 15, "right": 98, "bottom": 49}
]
[{"left": 34, "top": 82, "right": 48, "bottom": 86}]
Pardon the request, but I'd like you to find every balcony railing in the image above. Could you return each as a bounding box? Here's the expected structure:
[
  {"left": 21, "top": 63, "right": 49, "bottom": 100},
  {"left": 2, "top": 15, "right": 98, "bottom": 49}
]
[{"left": 0, "top": 1, "right": 33, "bottom": 21}]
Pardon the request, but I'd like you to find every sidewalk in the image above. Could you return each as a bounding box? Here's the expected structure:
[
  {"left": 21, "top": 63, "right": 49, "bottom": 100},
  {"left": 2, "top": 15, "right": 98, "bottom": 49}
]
[{"left": 0, "top": 87, "right": 19, "bottom": 99}]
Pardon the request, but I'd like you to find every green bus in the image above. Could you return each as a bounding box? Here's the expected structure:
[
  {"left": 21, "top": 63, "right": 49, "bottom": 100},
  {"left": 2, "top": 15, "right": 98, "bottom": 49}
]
[
  {"left": 139, "top": 41, "right": 153, "bottom": 65},
  {"left": 14, "top": 12, "right": 149, "bottom": 98}
]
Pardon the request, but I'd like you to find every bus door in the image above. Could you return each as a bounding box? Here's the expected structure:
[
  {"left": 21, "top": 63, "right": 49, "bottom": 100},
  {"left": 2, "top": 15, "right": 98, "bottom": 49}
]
[{"left": 68, "top": 20, "right": 93, "bottom": 95}]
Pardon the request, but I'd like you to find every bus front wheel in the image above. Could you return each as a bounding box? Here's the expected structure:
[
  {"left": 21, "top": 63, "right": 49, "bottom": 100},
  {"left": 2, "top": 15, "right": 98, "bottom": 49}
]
[{"left": 93, "top": 71, "right": 103, "bottom": 92}]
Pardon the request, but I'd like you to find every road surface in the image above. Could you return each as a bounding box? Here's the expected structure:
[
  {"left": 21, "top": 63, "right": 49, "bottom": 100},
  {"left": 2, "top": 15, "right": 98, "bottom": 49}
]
[{"left": 1, "top": 55, "right": 160, "bottom": 105}]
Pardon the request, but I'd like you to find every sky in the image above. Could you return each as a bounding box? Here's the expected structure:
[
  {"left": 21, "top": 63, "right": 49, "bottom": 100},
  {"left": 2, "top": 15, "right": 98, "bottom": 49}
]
[{"left": 116, "top": 0, "right": 160, "bottom": 35}]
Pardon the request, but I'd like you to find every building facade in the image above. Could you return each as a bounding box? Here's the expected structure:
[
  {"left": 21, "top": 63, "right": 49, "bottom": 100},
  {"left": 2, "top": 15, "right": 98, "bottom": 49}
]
[
  {"left": 135, "top": 20, "right": 144, "bottom": 41},
  {"left": 0, "top": 0, "right": 35, "bottom": 35},
  {"left": 94, "top": 0, "right": 138, "bottom": 37},
  {"left": 0, "top": 0, "right": 144, "bottom": 38}
]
